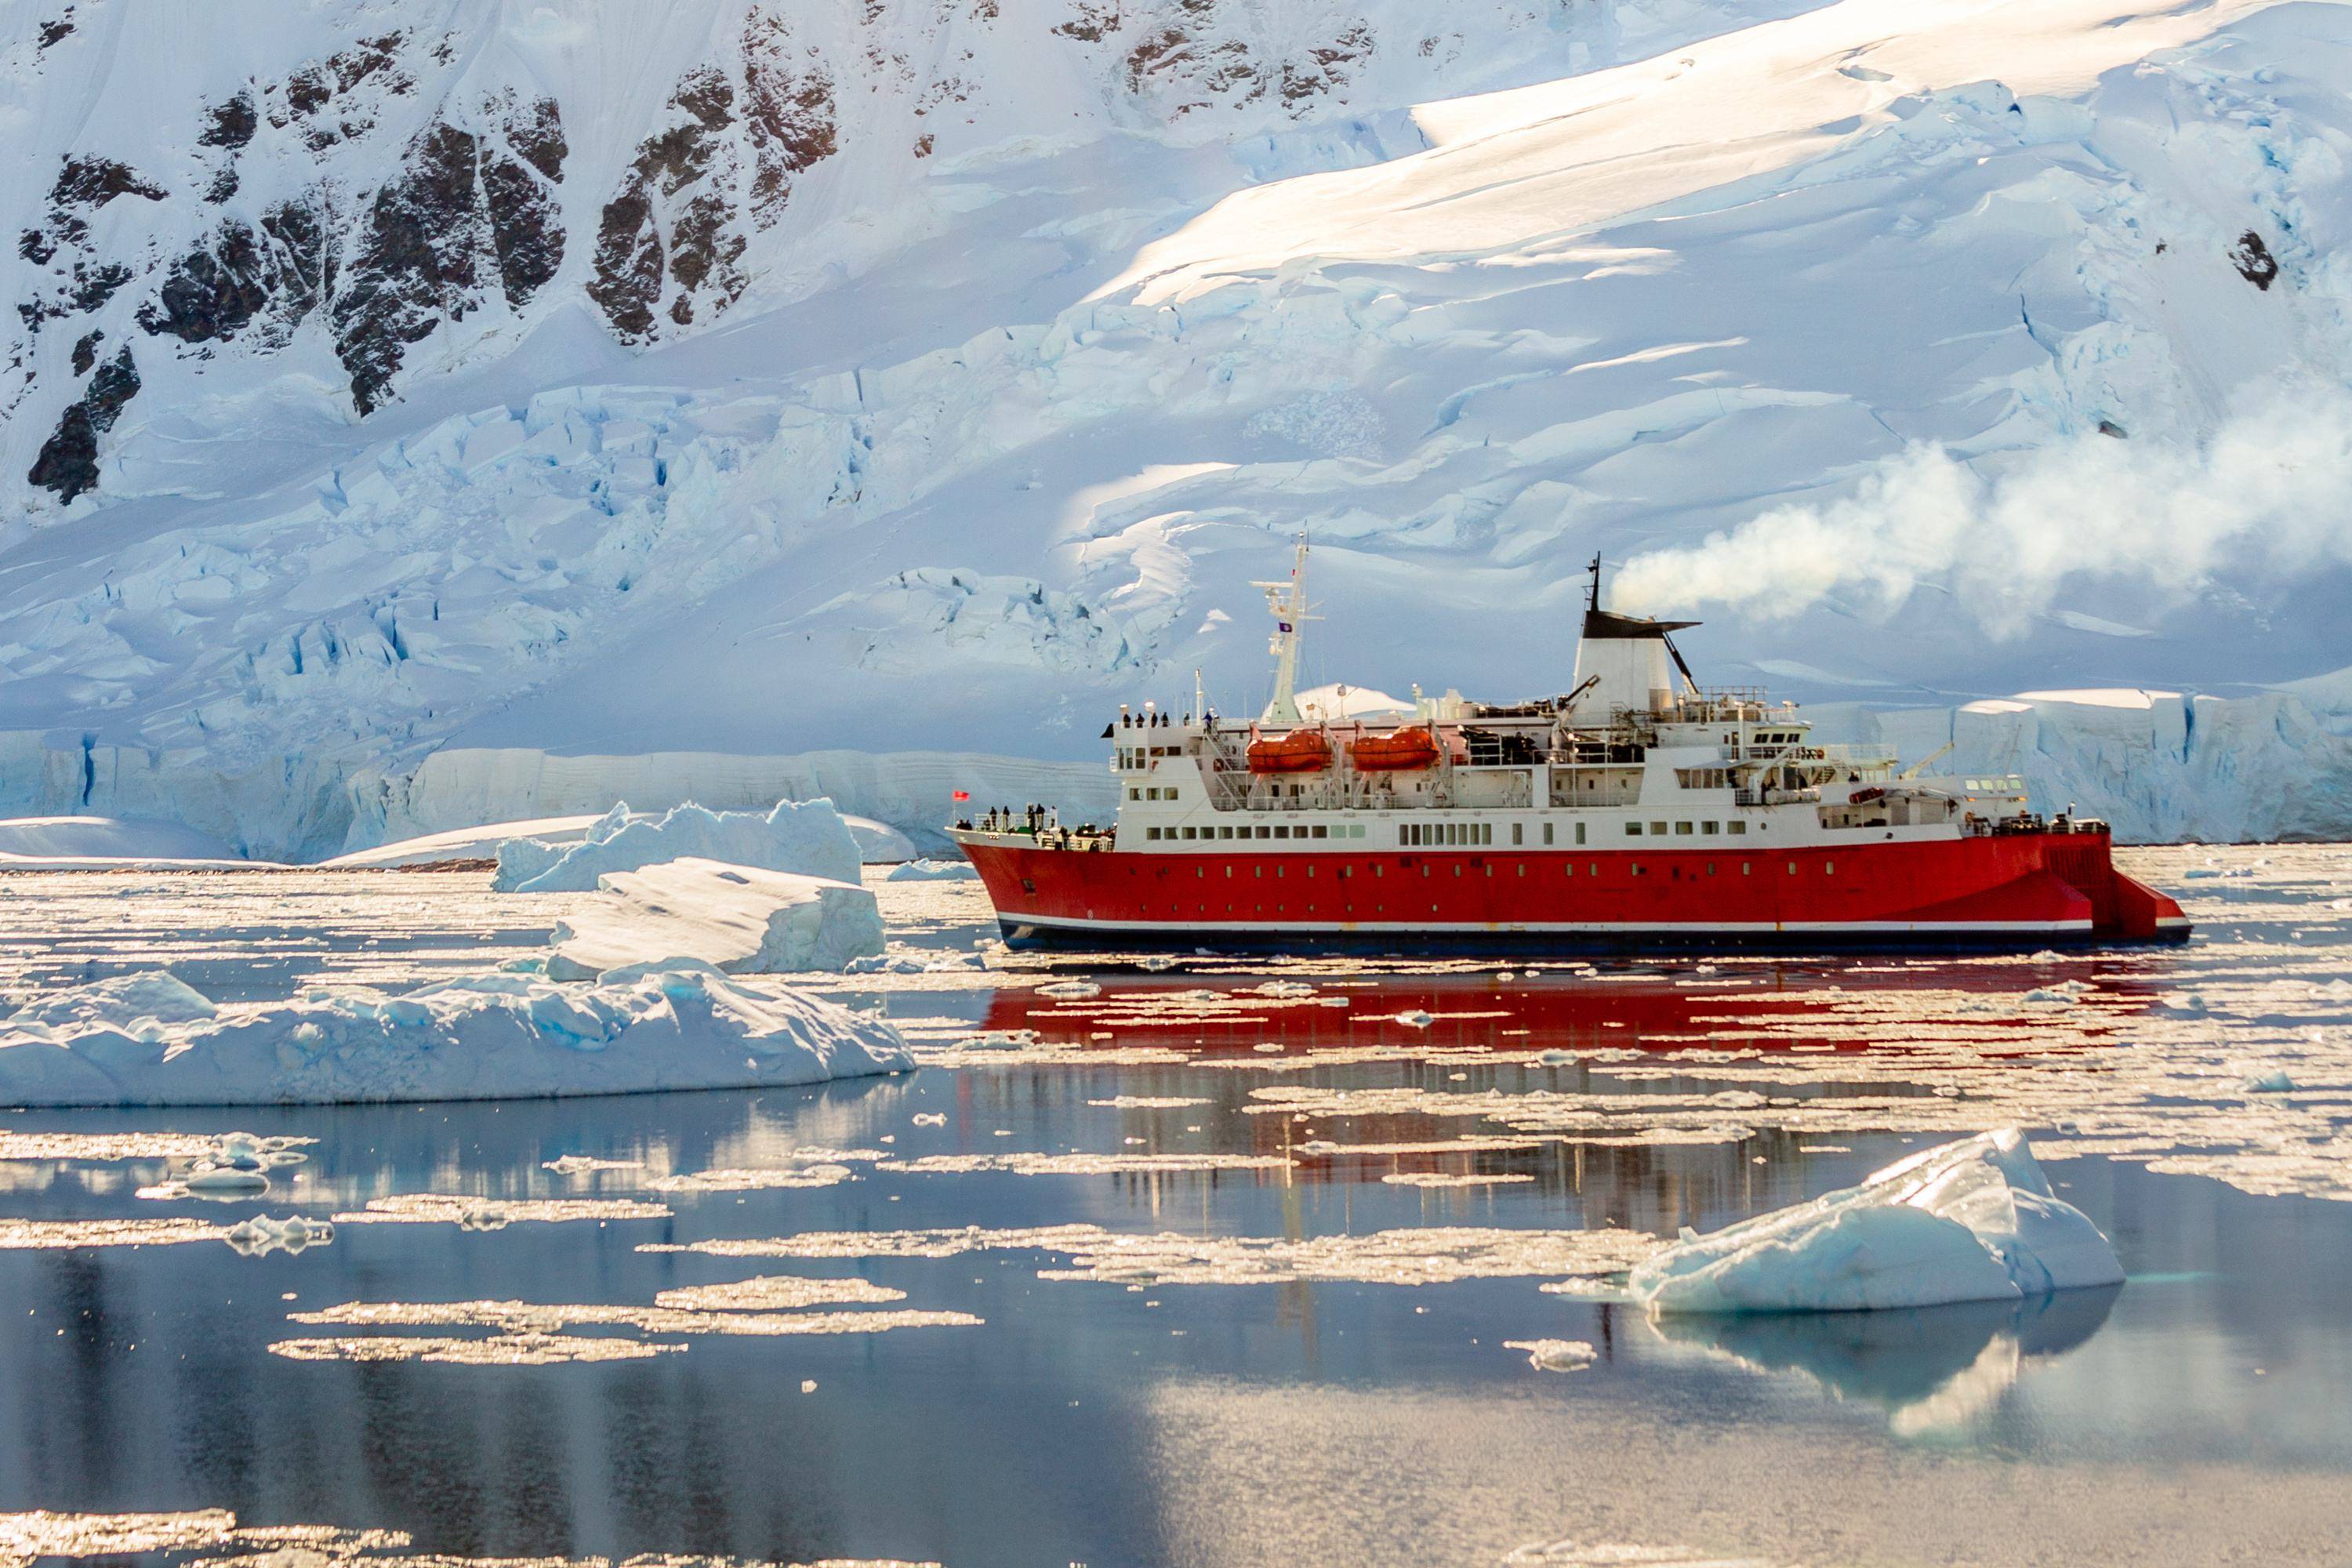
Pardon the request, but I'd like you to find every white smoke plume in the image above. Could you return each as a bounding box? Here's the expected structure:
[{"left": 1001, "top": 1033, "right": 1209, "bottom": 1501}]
[{"left": 1611, "top": 385, "right": 2352, "bottom": 635}]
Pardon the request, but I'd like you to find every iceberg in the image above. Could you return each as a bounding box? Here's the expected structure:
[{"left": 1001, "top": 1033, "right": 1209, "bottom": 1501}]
[
  {"left": 546, "top": 858, "right": 884, "bottom": 979},
  {"left": 493, "top": 798, "right": 862, "bottom": 892},
  {"left": 885, "top": 858, "right": 982, "bottom": 882},
  {"left": 0, "top": 964, "right": 910, "bottom": 1106},
  {"left": 1628, "top": 1129, "right": 2124, "bottom": 1314}
]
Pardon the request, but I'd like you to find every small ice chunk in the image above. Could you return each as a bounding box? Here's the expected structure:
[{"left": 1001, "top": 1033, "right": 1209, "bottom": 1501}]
[
  {"left": 2242, "top": 1069, "right": 2296, "bottom": 1094},
  {"left": 1628, "top": 1128, "right": 2123, "bottom": 1314},
  {"left": 1504, "top": 1338, "right": 1598, "bottom": 1373},
  {"left": 1036, "top": 980, "right": 1102, "bottom": 1000},
  {"left": 1396, "top": 1011, "right": 1436, "bottom": 1029}
]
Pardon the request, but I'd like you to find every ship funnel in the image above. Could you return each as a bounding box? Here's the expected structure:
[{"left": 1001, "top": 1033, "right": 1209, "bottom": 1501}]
[{"left": 1570, "top": 556, "right": 1699, "bottom": 720}]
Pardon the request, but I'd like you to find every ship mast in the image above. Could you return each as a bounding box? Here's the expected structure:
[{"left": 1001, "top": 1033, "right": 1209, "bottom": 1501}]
[{"left": 1254, "top": 534, "right": 1315, "bottom": 728}]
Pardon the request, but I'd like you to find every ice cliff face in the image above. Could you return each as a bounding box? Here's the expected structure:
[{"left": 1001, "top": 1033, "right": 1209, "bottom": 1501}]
[{"left": 2, "top": 0, "right": 2350, "bottom": 855}]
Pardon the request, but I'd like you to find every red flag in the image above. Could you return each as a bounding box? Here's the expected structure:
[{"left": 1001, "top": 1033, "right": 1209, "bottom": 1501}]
[{"left": 951, "top": 789, "right": 970, "bottom": 801}]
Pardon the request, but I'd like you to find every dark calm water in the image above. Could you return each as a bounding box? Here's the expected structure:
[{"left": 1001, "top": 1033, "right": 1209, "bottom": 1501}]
[{"left": 3, "top": 1069, "right": 2350, "bottom": 1568}]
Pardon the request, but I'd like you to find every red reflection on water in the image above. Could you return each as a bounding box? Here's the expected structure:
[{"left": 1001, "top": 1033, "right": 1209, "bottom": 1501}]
[{"left": 981, "top": 961, "right": 2150, "bottom": 1058}]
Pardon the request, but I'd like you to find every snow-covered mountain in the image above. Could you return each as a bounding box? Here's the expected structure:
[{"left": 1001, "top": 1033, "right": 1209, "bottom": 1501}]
[{"left": 3, "top": 0, "right": 2350, "bottom": 855}]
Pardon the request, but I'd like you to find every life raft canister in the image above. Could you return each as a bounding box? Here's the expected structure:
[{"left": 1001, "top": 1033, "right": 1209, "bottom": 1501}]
[
  {"left": 1247, "top": 729, "right": 1333, "bottom": 774},
  {"left": 1349, "top": 726, "right": 1443, "bottom": 771}
]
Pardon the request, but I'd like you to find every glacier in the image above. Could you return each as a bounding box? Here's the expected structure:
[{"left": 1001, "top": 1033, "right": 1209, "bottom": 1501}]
[{"left": 2, "top": 0, "right": 2350, "bottom": 855}]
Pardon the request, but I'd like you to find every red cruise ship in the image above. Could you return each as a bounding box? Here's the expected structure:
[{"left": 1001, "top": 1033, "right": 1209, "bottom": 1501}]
[{"left": 947, "top": 544, "right": 2190, "bottom": 954}]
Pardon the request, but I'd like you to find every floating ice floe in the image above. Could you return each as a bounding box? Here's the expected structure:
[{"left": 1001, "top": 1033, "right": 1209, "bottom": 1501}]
[
  {"left": 1504, "top": 1338, "right": 1598, "bottom": 1372},
  {"left": 334, "top": 1195, "right": 671, "bottom": 1228},
  {"left": 0, "top": 964, "right": 909, "bottom": 1105},
  {"left": 492, "top": 798, "right": 862, "bottom": 893},
  {"left": 546, "top": 858, "right": 884, "bottom": 978},
  {"left": 541, "top": 1155, "right": 641, "bottom": 1176},
  {"left": 645, "top": 1222, "right": 1661, "bottom": 1288},
  {"left": 885, "top": 858, "right": 982, "bottom": 881},
  {"left": 1035, "top": 979, "right": 1103, "bottom": 1000},
  {"left": 1628, "top": 1128, "right": 2124, "bottom": 1314},
  {"left": 844, "top": 951, "right": 980, "bottom": 973},
  {"left": 2243, "top": 1069, "right": 2296, "bottom": 1093}
]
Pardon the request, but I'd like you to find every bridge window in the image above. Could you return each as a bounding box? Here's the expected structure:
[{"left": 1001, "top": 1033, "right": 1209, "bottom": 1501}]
[
  {"left": 1543, "top": 822, "right": 1555, "bottom": 846},
  {"left": 1625, "top": 822, "right": 1642, "bottom": 837},
  {"left": 1312, "top": 825, "right": 1328, "bottom": 839},
  {"left": 1274, "top": 825, "right": 1290, "bottom": 839},
  {"left": 1651, "top": 822, "right": 1668, "bottom": 836},
  {"left": 1147, "top": 827, "right": 1162, "bottom": 840},
  {"left": 1728, "top": 821, "right": 1748, "bottom": 836},
  {"left": 1574, "top": 822, "right": 1585, "bottom": 846},
  {"left": 1702, "top": 821, "right": 1719, "bottom": 836},
  {"left": 1675, "top": 822, "right": 1693, "bottom": 835},
  {"left": 1512, "top": 822, "right": 1523, "bottom": 847},
  {"left": 1255, "top": 825, "right": 1271, "bottom": 839}
]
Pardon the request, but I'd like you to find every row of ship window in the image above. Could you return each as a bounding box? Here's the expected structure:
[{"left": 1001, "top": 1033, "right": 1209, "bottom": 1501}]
[
  {"left": 1145, "top": 823, "right": 1371, "bottom": 841},
  {"left": 1121, "top": 858, "right": 1839, "bottom": 877},
  {"left": 1142, "top": 818, "right": 1754, "bottom": 844}
]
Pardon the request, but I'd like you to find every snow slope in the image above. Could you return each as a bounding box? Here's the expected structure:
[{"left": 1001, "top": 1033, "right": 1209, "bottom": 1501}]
[{"left": 3, "top": 0, "right": 2350, "bottom": 853}]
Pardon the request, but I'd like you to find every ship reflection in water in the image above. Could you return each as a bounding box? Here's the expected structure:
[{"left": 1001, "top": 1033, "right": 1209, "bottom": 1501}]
[{"left": 975, "top": 956, "right": 2161, "bottom": 1054}]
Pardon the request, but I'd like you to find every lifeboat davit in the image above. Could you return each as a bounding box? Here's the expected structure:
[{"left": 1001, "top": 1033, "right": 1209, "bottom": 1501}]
[
  {"left": 1350, "top": 726, "right": 1443, "bottom": 771},
  {"left": 1247, "top": 730, "right": 1332, "bottom": 775}
]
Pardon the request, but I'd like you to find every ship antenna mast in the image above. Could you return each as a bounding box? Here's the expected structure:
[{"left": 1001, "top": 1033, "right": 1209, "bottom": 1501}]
[
  {"left": 1588, "top": 553, "right": 1603, "bottom": 612},
  {"left": 1253, "top": 532, "right": 1316, "bottom": 728}
]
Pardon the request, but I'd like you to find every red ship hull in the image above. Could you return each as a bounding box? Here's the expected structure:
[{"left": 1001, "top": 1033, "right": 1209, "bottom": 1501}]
[{"left": 956, "top": 831, "right": 2189, "bottom": 953}]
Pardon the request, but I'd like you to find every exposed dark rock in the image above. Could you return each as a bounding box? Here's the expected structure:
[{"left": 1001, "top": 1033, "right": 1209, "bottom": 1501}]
[
  {"left": 590, "top": 68, "right": 742, "bottom": 342},
  {"left": 588, "top": 184, "right": 666, "bottom": 341},
  {"left": 140, "top": 223, "right": 273, "bottom": 343},
  {"left": 38, "top": 14, "right": 73, "bottom": 49},
  {"left": 331, "top": 123, "right": 485, "bottom": 415},
  {"left": 1054, "top": 1, "right": 1120, "bottom": 42},
  {"left": 506, "top": 95, "right": 568, "bottom": 180},
  {"left": 27, "top": 345, "right": 140, "bottom": 504},
  {"left": 200, "top": 91, "right": 259, "bottom": 150},
  {"left": 744, "top": 15, "right": 837, "bottom": 229},
  {"left": 2230, "top": 230, "right": 2278, "bottom": 290},
  {"left": 67, "top": 263, "right": 133, "bottom": 314},
  {"left": 1282, "top": 23, "right": 1373, "bottom": 104},
  {"left": 71, "top": 329, "right": 100, "bottom": 376},
  {"left": 482, "top": 140, "right": 566, "bottom": 309},
  {"left": 46, "top": 158, "right": 168, "bottom": 245},
  {"left": 19, "top": 230, "right": 54, "bottom": 266},
  {"left": 205, "top": 169, "right": 241, "bottom": 204},
  {"left": 2096, "top": 419, "right": 2128, "bottom": 439},
  {"left": 285, "top": 65, "right": 332, "bottom": 118}
]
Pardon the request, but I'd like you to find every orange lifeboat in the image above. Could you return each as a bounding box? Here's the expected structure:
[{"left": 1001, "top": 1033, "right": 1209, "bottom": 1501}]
[
  {"left": 1247, "top": 729, "right": 1332, "bottom": 775},
  {"left": 1350, "top": 726, "right": 1443, "bottom": 771}
]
